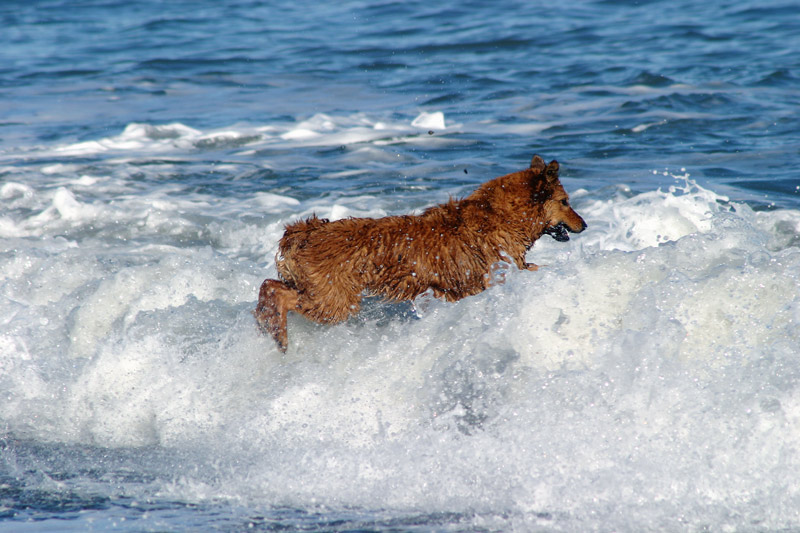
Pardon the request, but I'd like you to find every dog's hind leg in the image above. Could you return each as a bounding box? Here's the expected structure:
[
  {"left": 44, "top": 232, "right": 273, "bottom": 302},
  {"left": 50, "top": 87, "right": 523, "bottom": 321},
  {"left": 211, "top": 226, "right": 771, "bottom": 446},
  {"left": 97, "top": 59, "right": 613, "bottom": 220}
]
[{"left": 254, "top": 279, "right": 299, "bottom": 352}]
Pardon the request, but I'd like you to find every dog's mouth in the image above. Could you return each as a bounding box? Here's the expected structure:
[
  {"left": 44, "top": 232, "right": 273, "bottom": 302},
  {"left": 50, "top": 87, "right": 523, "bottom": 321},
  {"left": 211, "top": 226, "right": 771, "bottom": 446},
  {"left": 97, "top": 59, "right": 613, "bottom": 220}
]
[{"left": 545, "top": 222, "right": 571, "bottom": 242}]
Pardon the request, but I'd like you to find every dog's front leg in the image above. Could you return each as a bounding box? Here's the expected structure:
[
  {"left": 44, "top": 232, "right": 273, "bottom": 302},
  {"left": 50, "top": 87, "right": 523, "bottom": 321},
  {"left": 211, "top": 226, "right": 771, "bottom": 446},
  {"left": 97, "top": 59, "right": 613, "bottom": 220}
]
[{"left": 524, "top": 262, "right": 540, "bottom": 271}]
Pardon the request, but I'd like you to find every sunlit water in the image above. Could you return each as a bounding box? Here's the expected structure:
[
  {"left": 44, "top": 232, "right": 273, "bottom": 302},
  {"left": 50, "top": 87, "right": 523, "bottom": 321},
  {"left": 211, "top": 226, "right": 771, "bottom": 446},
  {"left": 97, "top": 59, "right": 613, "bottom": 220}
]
[{"left": 2, "top": 0, "right": 799, "bottom": 531}]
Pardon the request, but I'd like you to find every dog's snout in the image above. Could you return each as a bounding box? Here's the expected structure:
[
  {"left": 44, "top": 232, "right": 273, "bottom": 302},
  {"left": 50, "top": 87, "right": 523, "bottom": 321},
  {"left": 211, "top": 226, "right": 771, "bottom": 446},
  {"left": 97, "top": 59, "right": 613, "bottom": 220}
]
[{"left": 568, "top": 210, "right": 587, "bottom": 233}]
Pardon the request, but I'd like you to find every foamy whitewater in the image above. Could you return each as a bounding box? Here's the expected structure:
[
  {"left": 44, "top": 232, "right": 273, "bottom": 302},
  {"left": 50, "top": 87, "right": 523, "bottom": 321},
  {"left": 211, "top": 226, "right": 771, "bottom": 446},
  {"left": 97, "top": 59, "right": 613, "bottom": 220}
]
[
  {"left": 2, "top": 114, "right": 800, "bottom": 530},
  {"left": 2, "top": 0, "right": 800, "bottom": 530}
]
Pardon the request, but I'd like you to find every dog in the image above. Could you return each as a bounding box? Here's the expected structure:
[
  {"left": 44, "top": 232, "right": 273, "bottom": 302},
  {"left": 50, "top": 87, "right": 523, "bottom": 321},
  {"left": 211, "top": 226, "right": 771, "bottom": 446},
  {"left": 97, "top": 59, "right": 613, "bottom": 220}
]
[{"left": 255, "top": 155, "right": 587, "bottom": 351}]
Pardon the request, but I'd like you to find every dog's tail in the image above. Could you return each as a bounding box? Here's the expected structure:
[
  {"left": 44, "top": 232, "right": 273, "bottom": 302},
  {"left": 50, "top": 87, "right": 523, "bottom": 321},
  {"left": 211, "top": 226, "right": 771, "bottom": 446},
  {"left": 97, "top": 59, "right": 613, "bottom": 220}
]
[
  {"left": 282, "top": 214, "right": 329, "bottom": 241},
  {"left": 276, "top": 214, "right": 331, "bottom": 283}
]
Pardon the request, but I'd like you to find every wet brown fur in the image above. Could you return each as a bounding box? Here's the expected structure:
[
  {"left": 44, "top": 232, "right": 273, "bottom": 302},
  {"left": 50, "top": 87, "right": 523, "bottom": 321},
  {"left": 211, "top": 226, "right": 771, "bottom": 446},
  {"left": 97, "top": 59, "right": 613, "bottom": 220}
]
[{"left": 255, "top": 155, "right": 587, "bottom": 351}]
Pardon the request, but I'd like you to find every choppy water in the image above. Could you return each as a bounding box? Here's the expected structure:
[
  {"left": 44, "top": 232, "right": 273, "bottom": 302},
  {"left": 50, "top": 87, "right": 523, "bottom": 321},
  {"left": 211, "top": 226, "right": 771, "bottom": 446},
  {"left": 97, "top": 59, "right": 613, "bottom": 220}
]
[{"left": 2, "top": 0, "right": 800, "bottom": 531}]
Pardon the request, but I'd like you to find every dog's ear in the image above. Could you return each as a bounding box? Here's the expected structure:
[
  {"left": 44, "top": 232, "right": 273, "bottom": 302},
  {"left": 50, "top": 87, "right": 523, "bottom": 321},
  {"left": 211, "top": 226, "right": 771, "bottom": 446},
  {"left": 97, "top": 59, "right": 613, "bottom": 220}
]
[
  {"left": 530, "top": 155, "right": 546, "bottom": 173},
  {"left": 545, "top": 160, "right": 560, "bottom": 183}
]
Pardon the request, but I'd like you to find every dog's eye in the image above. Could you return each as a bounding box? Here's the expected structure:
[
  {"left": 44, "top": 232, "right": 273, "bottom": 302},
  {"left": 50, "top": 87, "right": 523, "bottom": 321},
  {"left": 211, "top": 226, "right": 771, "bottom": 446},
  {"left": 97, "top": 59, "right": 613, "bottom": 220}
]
[{"left": 561, "top": 199, "right": 569, "bottom": 207}]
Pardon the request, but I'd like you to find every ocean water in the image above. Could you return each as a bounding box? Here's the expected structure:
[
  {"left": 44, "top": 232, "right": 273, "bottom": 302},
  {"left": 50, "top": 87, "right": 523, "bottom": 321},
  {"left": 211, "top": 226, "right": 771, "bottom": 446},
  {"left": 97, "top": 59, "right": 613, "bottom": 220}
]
[{"left": 2, "top": 0, "right": 800, "bottom": 530}]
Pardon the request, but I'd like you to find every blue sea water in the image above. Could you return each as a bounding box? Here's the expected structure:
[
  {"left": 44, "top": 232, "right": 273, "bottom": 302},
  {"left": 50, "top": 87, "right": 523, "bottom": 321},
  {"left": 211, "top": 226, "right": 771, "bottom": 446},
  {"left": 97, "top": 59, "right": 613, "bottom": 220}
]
[{"left": 2, "top": 0, "right": 800, "bottom": 531}]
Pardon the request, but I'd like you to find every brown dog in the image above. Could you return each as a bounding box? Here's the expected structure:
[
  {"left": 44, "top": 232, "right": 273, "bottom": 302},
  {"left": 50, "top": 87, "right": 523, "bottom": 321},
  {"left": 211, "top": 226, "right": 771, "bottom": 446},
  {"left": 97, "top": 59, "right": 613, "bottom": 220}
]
[{"left": 255, "top": 155, "right": 587, "bottom": 351}]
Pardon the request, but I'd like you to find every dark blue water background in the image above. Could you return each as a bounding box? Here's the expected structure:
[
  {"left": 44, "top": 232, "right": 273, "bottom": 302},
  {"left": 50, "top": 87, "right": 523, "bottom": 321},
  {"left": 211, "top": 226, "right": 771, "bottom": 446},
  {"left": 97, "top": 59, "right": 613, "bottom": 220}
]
[{"left": 3, "top": 0, "right": 798, "bottom": 205}]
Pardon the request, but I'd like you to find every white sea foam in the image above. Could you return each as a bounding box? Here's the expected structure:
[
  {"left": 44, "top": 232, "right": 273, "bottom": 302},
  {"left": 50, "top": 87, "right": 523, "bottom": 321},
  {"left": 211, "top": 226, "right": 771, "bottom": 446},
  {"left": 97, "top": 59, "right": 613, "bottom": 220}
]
[
  {"left": 411, "top": 110, "right": 446, "bottom": 130},
  {"left": 0, "top": 181, "right": 34, "bottom": 200},
  {"left": 40, "top": 111, "right": 457, "bottom": 160},
  {"left": 1, "top": 165, "right": 799, "bottom": 529},
  {"left": 631, "top": 120, "right": 666, "bottom": 132},
  {"left": 51, "top": 123, "right": 187, "bottom": 156}
]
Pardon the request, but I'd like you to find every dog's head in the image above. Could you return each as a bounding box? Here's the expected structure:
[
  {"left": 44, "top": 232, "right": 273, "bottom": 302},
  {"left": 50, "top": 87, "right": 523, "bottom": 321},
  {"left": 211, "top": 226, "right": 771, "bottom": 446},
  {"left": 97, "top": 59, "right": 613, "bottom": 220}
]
[{"left": 530, "top": 155, "right": 587, "bottom": 242}]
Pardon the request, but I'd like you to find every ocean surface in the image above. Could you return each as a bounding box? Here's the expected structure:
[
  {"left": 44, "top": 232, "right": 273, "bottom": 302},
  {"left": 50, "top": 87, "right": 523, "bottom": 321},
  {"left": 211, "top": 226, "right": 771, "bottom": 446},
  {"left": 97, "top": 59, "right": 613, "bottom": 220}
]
[{"left": 2, "top": 0, "right": 800, "bottom": 531}]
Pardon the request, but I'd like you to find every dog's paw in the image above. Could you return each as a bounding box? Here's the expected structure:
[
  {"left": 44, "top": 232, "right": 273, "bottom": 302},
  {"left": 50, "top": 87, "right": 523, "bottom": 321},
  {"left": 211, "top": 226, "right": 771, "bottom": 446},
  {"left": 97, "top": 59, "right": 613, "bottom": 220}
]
[{"left": 254, "top": 307, "right": 288, "bottom": 353}]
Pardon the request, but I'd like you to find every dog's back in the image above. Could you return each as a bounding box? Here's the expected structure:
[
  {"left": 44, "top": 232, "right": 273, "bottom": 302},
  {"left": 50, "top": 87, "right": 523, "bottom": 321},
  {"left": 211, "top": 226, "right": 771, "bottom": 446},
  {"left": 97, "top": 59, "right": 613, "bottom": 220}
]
[{"left": 278, "top": 202, "right": 507, "bottom": 306}]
